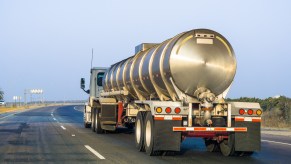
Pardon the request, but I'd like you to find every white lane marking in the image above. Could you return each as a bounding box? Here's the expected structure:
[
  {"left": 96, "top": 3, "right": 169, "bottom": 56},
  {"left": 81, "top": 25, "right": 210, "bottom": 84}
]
[
  {"left": 61, "top": 126, "right": 66, "bottom": 130},
  {"left": 262, "top": 139, "right": 291, "bottom": 146},
  {"left": 0, "top": 110, "right": 27, "bottom": 120},
  {"left": 53, "top": 118, "right": 56, "bottom": 121},
  {"left": 84, "top": 145, "right": 105, "bottom": 160},
  {"left": 0, "top": 114, "right": 15, "bottom": 120},
  {"left": 72, "top": 134, "right": 75, "bottom": 137},
  {"left": 74, "top": 106, "right": 81, "bottom": 111}
]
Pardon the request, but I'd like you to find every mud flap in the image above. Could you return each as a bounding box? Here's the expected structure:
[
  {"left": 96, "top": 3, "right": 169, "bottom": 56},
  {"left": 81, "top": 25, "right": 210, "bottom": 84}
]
[
  {"left": 153, "top": 120, "right": 182, "bottom": 152},
  {"left": 234, "top": 121, "right": 261, "bottom": 151}
]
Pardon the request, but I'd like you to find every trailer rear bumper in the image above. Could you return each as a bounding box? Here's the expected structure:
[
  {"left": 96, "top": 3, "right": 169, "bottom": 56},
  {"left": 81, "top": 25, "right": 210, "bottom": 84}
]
[{"left": 173, "top": 127, "right": 247, "bottom": 132}]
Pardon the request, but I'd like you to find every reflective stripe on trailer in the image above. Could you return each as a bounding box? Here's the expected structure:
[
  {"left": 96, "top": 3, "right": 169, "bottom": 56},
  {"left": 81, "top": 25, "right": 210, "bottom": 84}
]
[
  {"left": 154, "top": 115, "right": 182, "bottom": 121},
  {"left": 173, "top": 127, "right": 247, "bottom": 132},
  {"left": 235, "top": 116, "right": 261, "bottom": 122}
]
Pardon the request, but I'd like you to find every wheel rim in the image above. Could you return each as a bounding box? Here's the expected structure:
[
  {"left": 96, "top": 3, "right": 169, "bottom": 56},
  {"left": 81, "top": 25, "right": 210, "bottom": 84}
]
[
  {"left": 146, "top": 120, "right": 151, "bottom": 147},
  {"left": 136, "top": 119, "right": 141, "bottom": 144}
]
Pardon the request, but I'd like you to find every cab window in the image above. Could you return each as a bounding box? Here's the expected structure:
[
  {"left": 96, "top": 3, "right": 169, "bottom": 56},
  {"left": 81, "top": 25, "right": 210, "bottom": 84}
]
[{"left": 97, "top": 72, "right": 104, "bottom": 86}]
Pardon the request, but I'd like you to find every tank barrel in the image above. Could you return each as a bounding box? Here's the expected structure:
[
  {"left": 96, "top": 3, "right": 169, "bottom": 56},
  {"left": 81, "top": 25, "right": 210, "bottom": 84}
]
[{"left": 103, "top": 29, "right": 236, "bottom": 102}]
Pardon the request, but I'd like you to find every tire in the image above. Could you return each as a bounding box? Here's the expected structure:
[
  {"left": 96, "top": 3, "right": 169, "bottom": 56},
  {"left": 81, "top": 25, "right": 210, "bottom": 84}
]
[
  {"left": 95, "top": 108, "right": 103, "bottom": 134},
  {"left": 84, "top": 110, "right": 91, "bottom": 128},
  {"left": 84, "top": 122, "right": 91, "bottom": 128},
  {"left": 144, "top": 112, "right": 160, "bottom": 156},
  {"left": 204, "top": 139, "right": 219, "bottom": 152},
  {"left": 135, "top": 112, "right": 145, "bottom": 151},
  {"left": 84, "top": 106, "right": 90, "bottom": 128},
  {"left": 91, "top": 108, "right": 96, "bottom": 132},
  {"left": 219, "top": 134, "right": 236, "bottom": 156}
]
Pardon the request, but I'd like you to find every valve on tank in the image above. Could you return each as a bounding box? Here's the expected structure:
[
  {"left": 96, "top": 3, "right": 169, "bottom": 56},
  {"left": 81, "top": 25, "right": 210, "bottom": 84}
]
[{"left": 194, "top": 87, "right": 216, "bottom": 126}]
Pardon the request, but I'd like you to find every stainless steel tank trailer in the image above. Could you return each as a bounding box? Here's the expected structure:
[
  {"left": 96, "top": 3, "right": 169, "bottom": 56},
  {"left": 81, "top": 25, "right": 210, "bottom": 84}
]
[{"left": 80, "top": 29, "right": 262, "bottom": 156}]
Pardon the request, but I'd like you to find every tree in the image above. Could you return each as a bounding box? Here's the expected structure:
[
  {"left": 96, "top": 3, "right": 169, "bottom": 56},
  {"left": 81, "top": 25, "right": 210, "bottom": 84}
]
[{"left": 0, "top": 88, "right": 4, "bottom": 100}]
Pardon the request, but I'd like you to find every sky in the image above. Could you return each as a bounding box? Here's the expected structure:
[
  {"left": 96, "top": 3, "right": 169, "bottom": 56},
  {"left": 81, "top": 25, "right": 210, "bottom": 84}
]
[{"left": 1, "top": 0, "right": 291, "bottom": 101}]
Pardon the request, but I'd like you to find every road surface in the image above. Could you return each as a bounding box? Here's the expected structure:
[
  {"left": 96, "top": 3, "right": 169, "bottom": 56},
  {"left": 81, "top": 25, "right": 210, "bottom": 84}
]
[{"left": 0, "top": 106, "right": 290, "bottom": 163}]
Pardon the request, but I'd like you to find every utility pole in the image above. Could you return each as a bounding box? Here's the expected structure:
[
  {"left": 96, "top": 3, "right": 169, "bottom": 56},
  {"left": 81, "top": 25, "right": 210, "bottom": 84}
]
[{"left": 24, "top": 89, "right": 27, "bottom": 106}]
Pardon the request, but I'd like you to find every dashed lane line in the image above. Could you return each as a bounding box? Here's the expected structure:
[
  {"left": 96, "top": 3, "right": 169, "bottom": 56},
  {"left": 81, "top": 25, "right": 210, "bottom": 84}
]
[
  {"left": 262, "top": 139, "right": 291, "bottom": 146},
  {"left": 74, "top": 106, "right": 83, "bottom": 112},
  {"left": 61, "top": 126, "right": 66, "bottom": 130},
  {"left": 0, "top": 114, "right": 15, "bottom": 120},
  {"left": 84, "top": 145, "right": 105, "bottom": 159}
]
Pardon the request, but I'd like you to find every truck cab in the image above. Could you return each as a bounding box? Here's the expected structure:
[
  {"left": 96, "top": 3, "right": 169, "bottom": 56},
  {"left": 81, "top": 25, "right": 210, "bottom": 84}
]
[{"left": 81, "top": 67, "right": 107, "bottom": 128}]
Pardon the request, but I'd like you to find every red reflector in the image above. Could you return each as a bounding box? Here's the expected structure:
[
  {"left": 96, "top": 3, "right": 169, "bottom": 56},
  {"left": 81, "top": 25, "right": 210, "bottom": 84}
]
[
  {"left": 247, "top": 109, "right": 253, "bottom": 115},
  {"left": 235, "top": 117, "right": 245, "bottom": 122},
  {"left": 239, "top": 109, "right": 245, "bottom": 115},
  {"left": 252, "top": 118, "right": 261, "bottom": 122},
  {"left": 165, "top": 107, "right": 171, "bottom": 113},
  {"left": 174, "top": 107, "right": 181, "bottom": 114},
  {"left": 154, "top": 116, "right": 164, "bottom": 121}
]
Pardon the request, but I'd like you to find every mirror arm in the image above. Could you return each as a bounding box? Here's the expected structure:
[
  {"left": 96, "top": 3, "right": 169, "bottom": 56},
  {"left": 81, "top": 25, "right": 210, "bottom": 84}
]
[{"left": 82, "top": 89, "right": 90, "bottom": 94}]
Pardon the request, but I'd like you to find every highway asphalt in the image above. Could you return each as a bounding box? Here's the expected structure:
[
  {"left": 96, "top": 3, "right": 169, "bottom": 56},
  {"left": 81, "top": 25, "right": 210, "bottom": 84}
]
[{"left": 0, "top": 105, "right": 290, "bottom": 163}]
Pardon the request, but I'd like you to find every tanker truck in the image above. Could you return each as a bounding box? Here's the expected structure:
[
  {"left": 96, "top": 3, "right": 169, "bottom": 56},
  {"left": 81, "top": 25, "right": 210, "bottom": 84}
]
[{"left": 80, "top": 29, "right": 262, "bottom": 156}]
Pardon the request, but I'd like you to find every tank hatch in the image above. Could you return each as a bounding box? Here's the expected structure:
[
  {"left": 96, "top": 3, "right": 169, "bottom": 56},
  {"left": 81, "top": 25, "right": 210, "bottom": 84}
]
[{"left": 135, "top": 43, "right": 158, "bottom": 54}]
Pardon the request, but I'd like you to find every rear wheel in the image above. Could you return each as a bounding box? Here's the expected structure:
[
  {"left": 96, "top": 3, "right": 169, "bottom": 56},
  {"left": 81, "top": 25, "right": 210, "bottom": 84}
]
[
  {"left": 95, "top": 108, "right": 103, "bottom": 134},
  {"left": 144, "top": 112, "right": 160, "bottom": 156},
  {"left": 205, "top": 139, "right": 219, "bottom": 152},
  {"left": 219, "top": 134, "right": 236, "bottom": 156},
  {"left": 135, "top": 111, "right": 145, "bottom": 151}
]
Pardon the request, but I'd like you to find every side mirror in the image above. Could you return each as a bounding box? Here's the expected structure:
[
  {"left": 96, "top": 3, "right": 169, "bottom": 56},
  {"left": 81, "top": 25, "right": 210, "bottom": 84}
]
[
  {"left": 80, "top": 78, "right": 85, "bottom": 89},
  {"left": 80, "top": 78, "right": 90, "bottom": 94}
]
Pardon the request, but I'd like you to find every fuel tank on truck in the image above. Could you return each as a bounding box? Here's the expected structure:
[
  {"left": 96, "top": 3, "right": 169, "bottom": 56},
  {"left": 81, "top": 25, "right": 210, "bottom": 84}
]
[{"left": 103, "top": 29, "right": 237, "bottom": 101}]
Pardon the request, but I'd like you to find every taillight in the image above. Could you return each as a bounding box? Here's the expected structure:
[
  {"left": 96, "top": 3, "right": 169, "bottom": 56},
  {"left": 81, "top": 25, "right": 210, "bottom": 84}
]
[
  {"left": 156, "top": 107, "right": 162, "bottom": 113},
  {"left": 247, "top": 109, "right": 253, "bottom": 115},
  {"left": 174, "top": 107, "right": 181, "bottom": 114},
  {"left": 239, "top": 108, "right": 245, "bottom": 115},
  {"left": 256, "top": 109, "right": 262, "bottom": 116},
  {"left": 165, "top": 107, "right": 171, "bottom": 114}
]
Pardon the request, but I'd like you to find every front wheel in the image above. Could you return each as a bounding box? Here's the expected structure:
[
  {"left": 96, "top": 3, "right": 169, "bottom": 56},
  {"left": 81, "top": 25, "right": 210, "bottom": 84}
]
[
  {"left": 91, "top": 108, "right": 96, "bottom": 132},
  {"left": 84, "top": 122, "right": 91, "bottom": 128}
]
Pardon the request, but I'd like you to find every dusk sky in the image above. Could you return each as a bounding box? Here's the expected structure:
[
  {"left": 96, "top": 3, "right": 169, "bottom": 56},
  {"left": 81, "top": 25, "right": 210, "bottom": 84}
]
[{"left": 1, "top": 0, "right": 291, "bottom": 101}]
